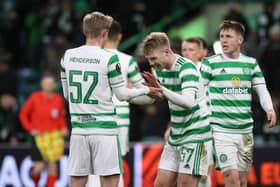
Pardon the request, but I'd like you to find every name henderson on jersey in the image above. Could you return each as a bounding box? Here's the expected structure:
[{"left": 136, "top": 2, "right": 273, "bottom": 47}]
[{"left": 70, "top": 57, "right": 100, "bottom": 64}]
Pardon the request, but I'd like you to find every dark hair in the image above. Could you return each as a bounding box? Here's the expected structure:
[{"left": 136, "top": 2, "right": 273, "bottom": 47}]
[
  {"left": 196, "top": 37, "right": 208, "bottom": 50},
  {"left": 42, "top": 72, "right": 56, "bottom": 81},
  {"left": 108, "top": 20, "right": 122, "bottom": 41},
  {"left": 184, "top": 37, "right": 201, "bottom": 46},
  {"left": 219, "top": 20, "right": 245, "bottom": 38}
]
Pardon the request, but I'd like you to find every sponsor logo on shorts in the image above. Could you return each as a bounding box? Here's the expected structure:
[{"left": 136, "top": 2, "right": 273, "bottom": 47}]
[{"left": 219, "top": 154, "right": 228, "bottom": 163}]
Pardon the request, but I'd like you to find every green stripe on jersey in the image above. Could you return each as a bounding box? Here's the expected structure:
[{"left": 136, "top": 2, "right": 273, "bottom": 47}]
[
  {"left": 180, "top": 62, "right": 197, "bottom": 71},
  {"left": 181, "top": 75, "right": 199, "bottom": 82},
  {"left": 172, "top": 115, "right": 208, "bottom": 128},
  {"left": 211, "top": 62, "right": 255, "bottom": 69},
  {"left": 156, "top": 71, "right": 178, "bottom": 78},
  {"left": 162, "top": 84, "right": 181, "bottom": 91},
  {"left": 211, "top": 122, "right": 253, "bottom": 130},
  {"left": 194, "top": 143, "right": 202, "bottom": 175},
  {"left": 108, "top": 54, "right": 119, "bottom": 66},
  {"left": 72, "top": 121, "right": 117, "bottom": 128},
  {"left": 202, "top": 58, "right": 211, "bottom": 66},
  {"left": 254, "top": 72, "right": 264, "bottom": 78},
  {"left": 170, "top": 125, "right": 211, "bottom": 140},
  {"left": 116, "top": 114, "right": 129, "bottom": 118},
  {"left": 201, "top": 71, "right": 211, "bottom": 80},
  {"left": 211, "top": 99, "right": 251, "bottom": 107},
  {"left": 170, "top": 105, "right": 200, "bottom": 117},
  {"left": 128, "top": 57, "right": 135, "bottom": 66},
  {"left": 127, "top": 69, "right": 139, "bottom": 79},
  {"left": 212, "top": 74, "right": 252, "bottom": 81},
  {"left": 108, "top": 70, "right": 122, "bottom": 78},
  {"left": 212, "top": 111, "right": 252, "bottom": 119}
]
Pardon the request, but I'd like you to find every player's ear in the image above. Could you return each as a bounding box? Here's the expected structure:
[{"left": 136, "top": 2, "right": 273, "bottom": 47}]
[
  {"left": 165, "top": 48, "right": 172, "bottom": 56},
  {"left": 117, "top": 33, "right": 122, "bottom": 42},
  {"left": 101, "top": 29, "right": 108, "bottom": 38},
  {"left": 238, "top": 35, "right": 244, "bottom": 44}
]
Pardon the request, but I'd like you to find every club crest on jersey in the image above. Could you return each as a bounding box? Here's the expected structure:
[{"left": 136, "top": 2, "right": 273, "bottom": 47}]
[
  {"left": 116, "top": 63, "right": 121, "bottom": 73},
  {"left": 231, "top": 76, "right": 240, "bottom": 87},
  {"left": 223, "top": 76, "right": 248, "bottom": 95},
  {"left": 243, "top": 65, "right": 252, "bottom": 75}
]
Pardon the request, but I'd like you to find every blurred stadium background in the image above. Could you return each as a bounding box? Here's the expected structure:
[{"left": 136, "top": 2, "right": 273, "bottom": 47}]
[{"left": 0, "top": 0, "right": 280, "bottom": 186}]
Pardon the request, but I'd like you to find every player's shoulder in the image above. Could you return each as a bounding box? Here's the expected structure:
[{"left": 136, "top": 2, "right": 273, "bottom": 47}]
[
  {"left": 64, "top": 46, "right": 83, "bottom": 55},
  {"left": 176, "top": 55, "right": 192, "bottom": 66},
  {"left": 204, "top": 53, "right": 223, "bottom": 63},
  {"left": 176, "top": 55, "right": 197, "bottom": 70},
  {"left": 101, "top": 48, "right": 118, "bottom": 56},
  {"left": 106, "top": 49, "right": 132, "bottom": 62},
  {"left": 240, "top": 53, "right": 257, "bottom": 64},
  {"left": 66, "top": 46, "right": 115, "bottom": 58}
]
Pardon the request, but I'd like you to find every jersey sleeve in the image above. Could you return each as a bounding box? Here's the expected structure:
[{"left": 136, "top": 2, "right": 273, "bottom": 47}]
[
  {"left": 60, "top": 52, "right": 68, "bottom": 100},
  {"left": 127, "top": 57, "right": 144, "bottom": 86},
  {"left": 108, "top": 54, "right": 125, "bottom": 88},
  {"left": 179, "top": 63, "right": 199, "bottom": 92},
  {"left": 252, "top": 60, "right": 266, "bottom": 88},
  {"left": 19, "top": 94, "right": 35, "bottom": 132},
  {"left": 200, "top": 58, "right": 212, "bottom": 86}
]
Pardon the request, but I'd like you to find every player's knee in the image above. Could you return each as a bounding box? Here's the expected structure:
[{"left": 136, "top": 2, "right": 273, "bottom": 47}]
[
  {"left": 154, "top": 176, "right": 166, "bottom": 187},
  {"left": 223, "top": 170, "right": 240, "bottom": 186},
  {"left": 240, "top": 178, "right": 248, "bottom": 187},
  {"left": 177, "top": 176, "right": 198, "bottom": 187}
]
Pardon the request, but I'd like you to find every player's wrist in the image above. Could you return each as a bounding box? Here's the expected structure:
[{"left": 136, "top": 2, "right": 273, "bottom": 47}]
[{"left": 143, "top": 86, "right": 150, "bottom": 95}]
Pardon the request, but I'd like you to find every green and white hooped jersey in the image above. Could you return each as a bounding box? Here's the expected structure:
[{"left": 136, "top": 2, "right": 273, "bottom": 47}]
[
  {"left": 108, "top": 49, "right": 144, "bottom": 128},
  {"left": 60, "top": 45, "right": 125, "bottom": 135},
  {"left": 200, "top": 53, "right": 266, "bottom": 134},
  {"left": 155, "top": 55, "right": 211, "bottom": 146}
]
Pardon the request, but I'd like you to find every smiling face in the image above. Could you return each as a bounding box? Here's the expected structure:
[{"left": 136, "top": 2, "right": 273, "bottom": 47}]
[
  {"left": 145, "top": 48, "right": 170, "bottom": 70},
  {"left": 220, "top": 28, "right": 243, "bottom": 58},
  {"left": 142, "top": 32, "right": 173, "bottom": 69}
]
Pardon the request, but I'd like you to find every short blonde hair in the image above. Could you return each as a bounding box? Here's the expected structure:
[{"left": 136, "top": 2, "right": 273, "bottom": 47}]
[
  {"left": 83, "top": 11, "right": 113, "bottom": 38},
  {"left": 142, "top": 32, "right": 170, "bottom": 55}
]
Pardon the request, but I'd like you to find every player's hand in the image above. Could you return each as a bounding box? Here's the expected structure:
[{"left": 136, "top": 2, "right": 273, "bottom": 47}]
[
  {"left": 164, "top": 126, "right": 171, "bottom": 141},
  {"left": 142, "top": 71, "right": 161, "bottom": 88},
  {"left": 267, "top": 109, "right": 277, "bottom": 128},
  {"left": 142, "top": 82, "right": 164, "bottom": 100},
  {"left": 30, "top": 130, "right": 40, "bottom": 136},
  {"left": 62, "top": 128, "right": 69, "bottom": 137},
  {"left": 148, "top": 86, "right": 162, "bottom": 97}
]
